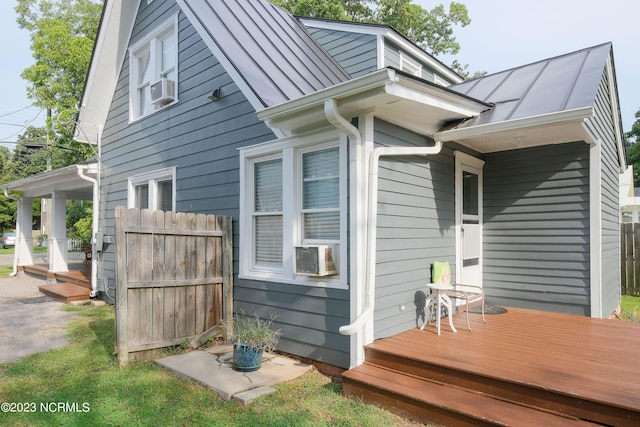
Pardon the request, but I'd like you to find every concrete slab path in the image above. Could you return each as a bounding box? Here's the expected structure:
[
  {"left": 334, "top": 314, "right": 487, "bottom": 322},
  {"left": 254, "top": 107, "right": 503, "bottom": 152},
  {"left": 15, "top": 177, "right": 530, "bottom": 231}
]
[{"left": 156, "top": 345, "right": 312, "bottom": 404}]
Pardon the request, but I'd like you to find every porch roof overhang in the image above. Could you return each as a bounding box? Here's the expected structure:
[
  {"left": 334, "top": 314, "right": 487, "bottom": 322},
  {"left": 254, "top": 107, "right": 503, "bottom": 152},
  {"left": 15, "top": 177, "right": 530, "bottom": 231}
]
[
  {"left": 434, "top": 106, "right": 597, "bottom": 153},
  {"left": 1, "top": 162, "right": 97, "bottom": 200},
  {"left": 257, "top": 68, "right": 491, "bottom": 137}
]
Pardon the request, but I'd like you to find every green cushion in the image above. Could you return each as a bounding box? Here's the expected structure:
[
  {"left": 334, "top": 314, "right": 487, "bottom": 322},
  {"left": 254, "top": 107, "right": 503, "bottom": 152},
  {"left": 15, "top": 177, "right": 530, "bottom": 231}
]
[{"left": 432, "top": 261, "right": 451, "bottom": 284}]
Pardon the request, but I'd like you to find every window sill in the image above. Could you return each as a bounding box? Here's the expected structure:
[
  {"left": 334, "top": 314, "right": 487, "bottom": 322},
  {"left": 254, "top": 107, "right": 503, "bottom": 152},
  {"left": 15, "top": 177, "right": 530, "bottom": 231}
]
[{"left": 238, "top": 271, "right": 347, "bottom": 290}]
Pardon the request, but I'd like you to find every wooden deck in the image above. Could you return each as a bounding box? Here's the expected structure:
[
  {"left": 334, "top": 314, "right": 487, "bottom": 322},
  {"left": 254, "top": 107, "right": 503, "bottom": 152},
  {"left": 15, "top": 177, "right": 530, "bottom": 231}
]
[
  {"left": 20, "top": 262, "right": 92, "bottom": 303},
  {"left": 342, "top": 307, "right": 640, "bottom": 426}
]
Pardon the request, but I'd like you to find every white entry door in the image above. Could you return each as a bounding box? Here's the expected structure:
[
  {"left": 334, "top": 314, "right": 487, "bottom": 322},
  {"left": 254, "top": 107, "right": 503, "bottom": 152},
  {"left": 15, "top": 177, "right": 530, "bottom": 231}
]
[{"left": 455, "top": 151, "right": 484, "bottom": 286}]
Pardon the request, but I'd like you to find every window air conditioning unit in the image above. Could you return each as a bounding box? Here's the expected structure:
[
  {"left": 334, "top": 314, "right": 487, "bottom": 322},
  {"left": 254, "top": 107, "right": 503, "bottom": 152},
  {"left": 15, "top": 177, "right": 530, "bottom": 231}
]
[
  {"left": 294, "top": 245, "right": 337, "bottom": 276},
  {"left": 150, "top": 78, "right": 176, "bottom": 105}
]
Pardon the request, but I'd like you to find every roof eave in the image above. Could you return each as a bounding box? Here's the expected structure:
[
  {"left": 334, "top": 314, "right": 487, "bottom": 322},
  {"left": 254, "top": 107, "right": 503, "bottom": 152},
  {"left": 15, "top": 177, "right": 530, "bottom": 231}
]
[
  {"left": 435, "top": 106, "right": 594, "bottom": 142},
  {"left": 257, "top": 68, "right": 488, "bottom": 135}
]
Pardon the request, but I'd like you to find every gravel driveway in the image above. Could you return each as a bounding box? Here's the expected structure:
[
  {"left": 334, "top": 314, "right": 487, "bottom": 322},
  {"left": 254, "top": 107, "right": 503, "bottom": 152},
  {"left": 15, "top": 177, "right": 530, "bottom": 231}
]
[{"left": 0, "top": 274, "right": 77, "bottom": 363}]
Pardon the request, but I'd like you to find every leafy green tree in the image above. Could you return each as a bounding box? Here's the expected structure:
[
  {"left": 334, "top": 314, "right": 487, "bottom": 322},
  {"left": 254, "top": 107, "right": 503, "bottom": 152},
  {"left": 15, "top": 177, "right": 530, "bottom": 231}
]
[
  {"left": 626, "top": 109, "right": 640, "bottom": 186},
  {"left": 273, "top": 0, "right": 475, "bottom": 75},
  {"left": 16, "top": 0, "right": 101, "bottom": 163}
]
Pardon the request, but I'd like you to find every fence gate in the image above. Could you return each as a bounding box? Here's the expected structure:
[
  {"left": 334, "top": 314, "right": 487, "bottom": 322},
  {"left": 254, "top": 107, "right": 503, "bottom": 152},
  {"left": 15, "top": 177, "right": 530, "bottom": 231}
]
[
  {"left": 621, "top": 222, "right": 640, "bottom": 296},
  {"left": 115, "top": 206, "right": 233, "bottom": 365}
]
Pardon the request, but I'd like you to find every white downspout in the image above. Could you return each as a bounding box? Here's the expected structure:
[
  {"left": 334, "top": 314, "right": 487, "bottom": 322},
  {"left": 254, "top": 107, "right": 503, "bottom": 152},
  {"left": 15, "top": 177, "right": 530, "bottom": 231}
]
[
  {"left": 77, "top": 166, "right": 99, "bottom": 297},
  {"left": 324, "top": 99, "right": 444, "bottom": 336},
  {"left": 4, "top": 189, "right": 20, "bottom": 276}
]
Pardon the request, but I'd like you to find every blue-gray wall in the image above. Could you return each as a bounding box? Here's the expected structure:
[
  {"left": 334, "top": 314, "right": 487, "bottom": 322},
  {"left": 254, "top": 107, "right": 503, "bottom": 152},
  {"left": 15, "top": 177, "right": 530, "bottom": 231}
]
[
  {"left": 483, "top": 142, "right": 592, "bottom": 315},
  {"left": 97, "top": 0, "right": 350, "bottom": 367},
  {"left": 586, "top": 66, "right": 621, "bottom": 316},
  {"left": 305, "top": 27, "right": 377, "bottom": 78},
  {"left": 373, "top": 119, "right": 458, "bottom": 339}
]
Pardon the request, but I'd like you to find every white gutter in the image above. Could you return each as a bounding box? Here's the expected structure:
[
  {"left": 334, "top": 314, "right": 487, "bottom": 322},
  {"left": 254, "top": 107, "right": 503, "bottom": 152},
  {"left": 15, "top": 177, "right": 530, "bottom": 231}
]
[
  {"left": 77, "top": 166, "right": 99, "bottom": 297},
  {"left": 3, "top": 189, "right": 20, "bottom": 276},
  {"left": 324, "top": 99, "right": 444, "bottom": 336}
]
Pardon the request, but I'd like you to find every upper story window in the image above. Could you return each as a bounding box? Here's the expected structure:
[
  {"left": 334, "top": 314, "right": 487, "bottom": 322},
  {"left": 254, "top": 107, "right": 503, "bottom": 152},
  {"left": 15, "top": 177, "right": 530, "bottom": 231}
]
[
  {"left": 400, "top": 53, "right": 422, "bottom": 77},
  {"left": 129, "top": 14, "right": 178, "bottom": 121},
  {"left": 128, "top": 167, "right": 176, "bottom": 212}
]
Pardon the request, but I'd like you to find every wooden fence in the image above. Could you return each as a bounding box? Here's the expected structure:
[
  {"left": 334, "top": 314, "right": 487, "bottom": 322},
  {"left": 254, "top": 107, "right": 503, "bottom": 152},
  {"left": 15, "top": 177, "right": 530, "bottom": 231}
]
[
  {"left": 621, "top": 222, "right": 640, "bottom": 296},
  {"left": 115, "top": 207, "right": 233, "bottom": 365}
]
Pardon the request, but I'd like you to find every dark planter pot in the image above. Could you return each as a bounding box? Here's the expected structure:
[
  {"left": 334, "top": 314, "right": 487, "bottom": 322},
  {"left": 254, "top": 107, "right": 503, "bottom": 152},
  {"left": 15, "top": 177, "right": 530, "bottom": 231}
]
[{"left": 232, "top": 340, "right": 265, "bottom": 372}]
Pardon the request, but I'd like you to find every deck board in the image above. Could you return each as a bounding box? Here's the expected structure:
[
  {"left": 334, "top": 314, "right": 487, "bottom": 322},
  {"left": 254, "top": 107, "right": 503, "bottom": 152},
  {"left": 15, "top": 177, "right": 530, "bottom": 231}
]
[{"left": 369, "top": 307, "right": 640, "bottom": 415}]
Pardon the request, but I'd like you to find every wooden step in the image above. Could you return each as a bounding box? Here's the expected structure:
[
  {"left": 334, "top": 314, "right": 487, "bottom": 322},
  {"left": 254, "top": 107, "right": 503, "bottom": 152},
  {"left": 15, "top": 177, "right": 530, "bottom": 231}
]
[
  {"left": 39, "top": 283, "right": 90, "bottom": 303},
  {"left": 363, "top": 345, "right": 637, "bottom": 426},
  {"left": 343, "top": 363, "right": 602, "bottom": 427}
]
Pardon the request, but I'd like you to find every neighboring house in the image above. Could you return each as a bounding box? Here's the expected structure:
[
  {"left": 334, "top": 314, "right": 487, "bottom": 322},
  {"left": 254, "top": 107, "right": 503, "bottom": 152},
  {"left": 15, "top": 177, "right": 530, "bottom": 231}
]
[
  {"left": 8, "top": 0, "right": 623, "bottom": 370},
  {"left": 620, "top": 166, "right": 640, "bottom": 222}
]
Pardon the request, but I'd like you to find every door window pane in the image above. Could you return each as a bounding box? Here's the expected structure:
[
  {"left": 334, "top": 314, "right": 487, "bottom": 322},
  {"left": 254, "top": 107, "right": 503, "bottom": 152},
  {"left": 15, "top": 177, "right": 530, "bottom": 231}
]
[{"left": 463, "top": 171, "right": 478, "bottom": 217}]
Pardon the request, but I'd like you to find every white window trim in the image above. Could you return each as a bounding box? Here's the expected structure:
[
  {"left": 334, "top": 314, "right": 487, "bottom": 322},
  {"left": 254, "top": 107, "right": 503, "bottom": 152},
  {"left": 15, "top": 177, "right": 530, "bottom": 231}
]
[
  {"left": 128, "top": 13, "right": 179, "bottom": 122},
  {"left": 239, "top": 128, "right": 348, "bottom": 289},
  {"left": 127, "top": 166, "right": 176, "bottom": 211}
]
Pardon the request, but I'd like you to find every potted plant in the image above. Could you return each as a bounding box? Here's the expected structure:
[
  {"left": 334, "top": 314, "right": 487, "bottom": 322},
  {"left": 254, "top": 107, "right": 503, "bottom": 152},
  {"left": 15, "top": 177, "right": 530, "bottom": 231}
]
[{"left": 229, "top": 311, "right": 280, "bottom": 372}]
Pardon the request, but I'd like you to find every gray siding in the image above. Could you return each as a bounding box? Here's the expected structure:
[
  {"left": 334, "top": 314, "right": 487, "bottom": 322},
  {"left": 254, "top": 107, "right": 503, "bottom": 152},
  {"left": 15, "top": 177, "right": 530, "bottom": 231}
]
[
  {"left": 306, "top": 27, "right": 377, "bottom": 78},
  {"left": 483, "top": 143, "right": 591, "bottom": 315},
  {"left": 97, "top": 0, "right": 350, "bottom": 367},
  {"left": 373, "top": 119, "right": 456, "bottom": 339},
  {"left": 586, "top": 67, "right": 621, "bottom": 316}
]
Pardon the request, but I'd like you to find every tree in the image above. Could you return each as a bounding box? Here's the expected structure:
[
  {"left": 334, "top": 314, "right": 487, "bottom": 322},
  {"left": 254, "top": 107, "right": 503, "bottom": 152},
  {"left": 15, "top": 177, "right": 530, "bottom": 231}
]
[
  {"left": 16, "top": 0, "right": 102, "bottom": 163},
  {"left": 273, "top": 0, "right": 474, "bottom": 75},
  {"left": 625, "top": 109, "right": 640, "bottom": 186}
]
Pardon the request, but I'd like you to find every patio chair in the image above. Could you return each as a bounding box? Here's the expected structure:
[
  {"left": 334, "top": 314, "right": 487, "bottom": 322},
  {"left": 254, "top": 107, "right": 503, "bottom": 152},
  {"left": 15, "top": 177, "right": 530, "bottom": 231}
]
[{"left": 431, "top": 261, "right": 486, "bottom": 331}]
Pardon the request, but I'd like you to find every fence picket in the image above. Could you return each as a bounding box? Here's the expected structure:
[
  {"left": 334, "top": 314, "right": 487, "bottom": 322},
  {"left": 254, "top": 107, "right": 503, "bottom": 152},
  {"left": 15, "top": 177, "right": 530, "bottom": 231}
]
[
  {"left": 115, "top": 206, "right": 232, "bottom": 365},
  {"left": 621, "top": 223, "right": 640, "bottom": 296}
]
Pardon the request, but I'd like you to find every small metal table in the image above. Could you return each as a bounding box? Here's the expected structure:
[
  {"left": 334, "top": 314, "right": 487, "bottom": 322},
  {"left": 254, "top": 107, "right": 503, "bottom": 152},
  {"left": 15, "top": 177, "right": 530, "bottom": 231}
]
[{"left": 420, "top": 283, "right": 457, "bottom": 335}]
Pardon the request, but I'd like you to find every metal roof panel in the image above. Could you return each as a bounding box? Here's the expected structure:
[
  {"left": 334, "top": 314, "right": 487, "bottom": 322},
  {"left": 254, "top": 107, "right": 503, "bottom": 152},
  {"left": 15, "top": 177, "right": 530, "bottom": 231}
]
[
  {"left": 450, "top": 43, "right": 611, "bottom": 126},
  {"left": 182, "top": 0, "right": 349, "bottom": 107}
]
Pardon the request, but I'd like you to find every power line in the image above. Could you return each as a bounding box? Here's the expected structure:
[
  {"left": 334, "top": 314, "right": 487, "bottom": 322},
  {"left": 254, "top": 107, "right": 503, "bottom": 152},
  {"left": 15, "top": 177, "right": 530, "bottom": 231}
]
[{"left": 0, "top": 105, "right": 39, "bottom": 119}]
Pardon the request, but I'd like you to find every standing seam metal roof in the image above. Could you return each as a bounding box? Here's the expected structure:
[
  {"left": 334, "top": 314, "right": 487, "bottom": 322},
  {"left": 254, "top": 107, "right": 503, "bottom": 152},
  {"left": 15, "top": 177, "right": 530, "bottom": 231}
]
[
  {"left": 449, "top": 43, "right": 612, "bottom": 127},
  {"left": 182, "top": 0, "right": 350, "bottom": 107}
]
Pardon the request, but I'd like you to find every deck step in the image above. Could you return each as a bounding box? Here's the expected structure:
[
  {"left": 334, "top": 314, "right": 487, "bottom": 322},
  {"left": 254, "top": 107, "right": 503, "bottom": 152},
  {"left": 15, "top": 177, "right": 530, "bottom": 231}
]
[
  {"left": 39, "top": 283, "right": 90, "bottom": 303},
  {"left": 343, "top": 363, "right": 602, "bottom": 427},
  {"left": 361, "top": 344, "right": 635, "bottom": 426}
]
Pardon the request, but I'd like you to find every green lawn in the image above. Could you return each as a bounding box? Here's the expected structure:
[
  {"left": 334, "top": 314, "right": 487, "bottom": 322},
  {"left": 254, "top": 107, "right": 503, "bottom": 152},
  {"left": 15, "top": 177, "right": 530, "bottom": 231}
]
[
  {"left": 0, "top": 305, "right": 423, "bottom": 427},
  {"left": 621, "top": 295, "right": 640, "bottom": 321},
  {"left": 0, "top": 246, "right": 48, "bottom": 255}
]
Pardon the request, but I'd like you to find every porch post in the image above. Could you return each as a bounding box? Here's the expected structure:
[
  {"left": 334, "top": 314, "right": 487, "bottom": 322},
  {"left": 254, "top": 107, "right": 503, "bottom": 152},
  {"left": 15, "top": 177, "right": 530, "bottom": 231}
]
[
  {"left": 16, "top": 197, "right": 34, "bottom": 268},
  {"left": 49, "top": 190, "right": 68, "bottom": 272}
]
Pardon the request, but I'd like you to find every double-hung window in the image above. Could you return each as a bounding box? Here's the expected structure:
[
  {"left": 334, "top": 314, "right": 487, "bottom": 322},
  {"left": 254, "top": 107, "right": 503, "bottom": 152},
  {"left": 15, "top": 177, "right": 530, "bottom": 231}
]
[
  {"left": 253, "top": 157, "right": 283, "bottom": 269},
  {"left": 128, "top": 167, "right": 176, "bottom": 212},
  {"left": 129, "top": 14, "right": 178, "bottom": 121},
  {"left": 240, "top": 131, "right": 346, "bottom": 288}
]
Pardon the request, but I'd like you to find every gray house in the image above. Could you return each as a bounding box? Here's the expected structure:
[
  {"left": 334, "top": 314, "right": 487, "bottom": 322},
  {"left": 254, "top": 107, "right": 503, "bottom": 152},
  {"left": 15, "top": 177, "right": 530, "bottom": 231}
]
[{"left": 67, "top": 0, "right": 625, "bottom": 369}]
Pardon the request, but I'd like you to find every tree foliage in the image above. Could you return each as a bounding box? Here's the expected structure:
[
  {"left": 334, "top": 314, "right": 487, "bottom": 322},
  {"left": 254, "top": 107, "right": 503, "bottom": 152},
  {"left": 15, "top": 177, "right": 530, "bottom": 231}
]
[
  {"left": 16, "top": 0, "right": 101, "bottom": 162},
  {"left": 273, "top": 0, "right": 473, "bottom": 75},
  {"left": 626, "top": 109, "right": 640, "bottom": 186}
]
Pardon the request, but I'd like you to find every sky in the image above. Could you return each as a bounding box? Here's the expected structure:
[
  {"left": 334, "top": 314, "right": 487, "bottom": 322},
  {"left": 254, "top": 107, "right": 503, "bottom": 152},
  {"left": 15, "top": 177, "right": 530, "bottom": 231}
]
[{"left": 0, "top": 0, "right": 638, "bottom": 148}]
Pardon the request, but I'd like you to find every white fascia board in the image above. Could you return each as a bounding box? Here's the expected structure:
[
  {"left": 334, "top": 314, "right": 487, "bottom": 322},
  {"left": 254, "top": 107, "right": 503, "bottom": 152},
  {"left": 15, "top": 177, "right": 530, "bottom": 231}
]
[
  {"left": 78, "top": 0, "right": 139, "bottom": 144},
  {"left": 299, "top": 18, "right": 462, "bottom": 84},
  {"left": 434, "top": 106, "right": 595, "bottom": 142},
  {"left": 257, "top": 69, "right": 487, "bottom": 131}
]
